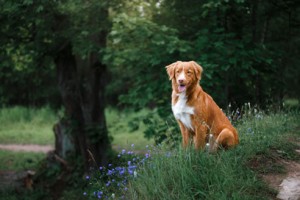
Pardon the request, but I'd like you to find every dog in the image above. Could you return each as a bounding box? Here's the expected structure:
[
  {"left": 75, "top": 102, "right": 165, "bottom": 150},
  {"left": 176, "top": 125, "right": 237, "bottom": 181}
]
[{"left": 166, "top": 61, "right": 239, "bottom": 151}]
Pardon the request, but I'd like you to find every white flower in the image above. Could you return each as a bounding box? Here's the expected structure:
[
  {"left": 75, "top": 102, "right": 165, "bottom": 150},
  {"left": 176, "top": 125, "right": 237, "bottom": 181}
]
[
  {"left": 111, "top": 193, "right": 115, "bottom": 199},
  {"left": 134, "top": 170, "right": 138, "bottom": 178}
]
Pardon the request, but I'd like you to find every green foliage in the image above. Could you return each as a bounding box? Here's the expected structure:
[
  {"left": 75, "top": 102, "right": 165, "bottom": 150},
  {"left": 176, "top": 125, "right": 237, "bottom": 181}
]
[
  {"left": 0, "top": 0, "right": 60, "bottom": 107},
  {"left": 104, "top": 13, "right": 191, "bottom": 108},
  {"left": 106, "top": 108, "right": 154, "bottom": 150}
]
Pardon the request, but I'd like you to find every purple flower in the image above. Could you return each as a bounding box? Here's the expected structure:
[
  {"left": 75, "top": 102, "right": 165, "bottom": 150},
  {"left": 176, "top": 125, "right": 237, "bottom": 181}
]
[
  {"left": 107, "top": 169, "right": 114, "bottom": 176},
  {"left": 97, "top": 191, "right": 103, "bottom": 199},
  {"left": 115, "top": 166, "right": 121, "bottom": 171},
  {"left": 145, "top": 153, "right": 150, "bottom": 158},
  {"left": 99, "top": 166, "right": 103, "bottom": 171},
  {"left": 124, "top": 187, "right": 128, "bottom": 191},
  {"left": 129, "top": 165, "right": 137, "bottom": 170},
  {"left": 106, "top": 181, "right": 111, "bottom": 187},
  {"left": 128, "top": 161, "right": 131, "bottom": 166},
  {"left": 118, "top": 154, "right": 121, "bottom": 158},
  {"left": 122, "top": 149, "right": 126, "bottom": 154},
  {"left": 119, "top": 169, "right": 125, "bottom": 176},
  {"left": 83, "top": 192, "right": 87, "bottom": 196},
  {"left": 85, "top": 175, "right": 90, "bottom": 180},
  {"left": 131, "top": 144, "right": 135, "bottom": 148}
]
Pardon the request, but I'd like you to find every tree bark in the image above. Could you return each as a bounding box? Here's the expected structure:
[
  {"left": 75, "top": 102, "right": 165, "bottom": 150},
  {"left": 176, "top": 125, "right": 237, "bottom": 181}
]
[
  {"left": 51, "top": 3, "right": 111, "bottom": 170},
  {"left": 54, "top": 43, "right": 90, "bottom": 171}
]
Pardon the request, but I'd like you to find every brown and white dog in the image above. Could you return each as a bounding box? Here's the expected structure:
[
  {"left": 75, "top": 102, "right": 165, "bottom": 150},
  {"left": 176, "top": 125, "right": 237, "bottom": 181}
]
[{"left": 166, "top": 61, "right": 239, "bottom": 151}]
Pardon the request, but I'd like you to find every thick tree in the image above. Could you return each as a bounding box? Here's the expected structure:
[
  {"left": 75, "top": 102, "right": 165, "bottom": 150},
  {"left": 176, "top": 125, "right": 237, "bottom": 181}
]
[
  {"left": 51, "top": 1, "right": 112, "bottom": 170},
  {"left": 0, "top": 0, "right": 112, "bottom": 170}
]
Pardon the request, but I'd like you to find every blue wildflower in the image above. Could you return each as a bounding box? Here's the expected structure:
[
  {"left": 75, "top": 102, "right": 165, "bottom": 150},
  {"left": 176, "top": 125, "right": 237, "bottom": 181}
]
[
  {"left": 106, "top": 181, "right": 111, "bottom": 187},
  {"left": 145, "top": 153, "right": 150, "bottom": 158},
  {"left": 107, "top": 169, "right": 114, "bottom": 176}
]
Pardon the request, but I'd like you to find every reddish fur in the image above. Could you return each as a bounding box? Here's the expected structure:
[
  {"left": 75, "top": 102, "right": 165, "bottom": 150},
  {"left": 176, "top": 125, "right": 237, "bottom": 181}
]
[{"left": 166, "top": 61, "right": 239, "bottom": 150}]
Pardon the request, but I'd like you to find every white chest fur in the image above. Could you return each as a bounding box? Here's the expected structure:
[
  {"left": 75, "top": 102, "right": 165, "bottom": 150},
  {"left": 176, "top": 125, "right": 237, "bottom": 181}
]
[{"left": 172, "top": 93, "right": 194, "bottom": 131}]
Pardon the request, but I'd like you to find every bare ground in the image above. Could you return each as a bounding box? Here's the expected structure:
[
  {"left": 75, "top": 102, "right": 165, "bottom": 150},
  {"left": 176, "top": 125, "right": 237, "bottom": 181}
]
[
  {"left": 0, "top": 144, "right": 53, "bottom": 153},
  {"left": 262, "top": 149, "right": 300, "bottom": 200}
]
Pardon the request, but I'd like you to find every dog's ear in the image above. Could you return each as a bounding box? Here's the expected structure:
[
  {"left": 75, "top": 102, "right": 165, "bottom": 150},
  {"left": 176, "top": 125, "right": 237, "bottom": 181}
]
[
  {"left": 190, "top": 61, "right": 203, "bottom": 81},
  {"left": 165, "top": 61, "right": 178, "bottom": 80}
]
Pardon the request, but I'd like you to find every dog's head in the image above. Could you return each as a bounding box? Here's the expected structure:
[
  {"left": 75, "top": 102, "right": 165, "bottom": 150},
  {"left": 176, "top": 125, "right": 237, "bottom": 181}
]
[{"left": 166, "top": 61, "right": 203, "bottom": 93}]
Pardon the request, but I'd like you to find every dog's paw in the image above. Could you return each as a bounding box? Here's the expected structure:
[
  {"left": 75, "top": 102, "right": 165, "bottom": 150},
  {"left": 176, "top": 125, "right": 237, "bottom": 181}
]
[
  {"left": 207, "top": 134, "right": 218, "bottom": 153},
  {"left": 205, "top": 143, "right": 210, "bottom": 151}
]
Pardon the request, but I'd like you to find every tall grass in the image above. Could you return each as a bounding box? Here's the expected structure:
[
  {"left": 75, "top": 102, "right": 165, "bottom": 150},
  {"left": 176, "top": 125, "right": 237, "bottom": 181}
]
[
  {"left": 0, "top": 106, "right": 57, "bottom": 145},
  {"left": 125, "top": 111, "right": 300, "bottom": 200}
]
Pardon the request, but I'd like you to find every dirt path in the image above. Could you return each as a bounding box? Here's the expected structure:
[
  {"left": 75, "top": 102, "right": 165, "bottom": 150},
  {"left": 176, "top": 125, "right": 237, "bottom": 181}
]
[
  {"left": 0, "top": 144, "right": 54, "bottom": 190},
  {"left": 262, "top": 149, "right": 300, "bottom": 200},
  {"left": 0, "top": 144, "right": 54, "bottom": 153}
]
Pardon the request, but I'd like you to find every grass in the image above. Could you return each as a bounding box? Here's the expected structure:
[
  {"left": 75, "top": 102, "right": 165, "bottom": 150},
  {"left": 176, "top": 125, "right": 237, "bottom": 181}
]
[
  {"left": 0, "top": 106, "right": 57, "bottom": 145},
  {"left": 124, "top": 111, "right": 300, "bottom": 200},
  {"left": 1, "top": 106, "right": 299, "bottom": 199},
  {"left": 0, "top": 150, "right": 44, "bottom": 171},
  {"left": 0, "top": 106, "right": 153, "bottom": 175},
  {"left": 0, "top": 106, "right": 153, "bottom": 149},
  {"left": 82, "top": 111, "right": 300, "bottom": 200}
]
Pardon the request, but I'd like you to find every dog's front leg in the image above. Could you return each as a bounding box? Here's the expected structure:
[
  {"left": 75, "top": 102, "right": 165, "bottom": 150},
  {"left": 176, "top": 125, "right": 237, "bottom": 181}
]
[
  {"left": 178, "top": 121, "right": 191, "bottom": 148},
  {"left": 193, "top": 125, "right": 207, "bottom": 150}
]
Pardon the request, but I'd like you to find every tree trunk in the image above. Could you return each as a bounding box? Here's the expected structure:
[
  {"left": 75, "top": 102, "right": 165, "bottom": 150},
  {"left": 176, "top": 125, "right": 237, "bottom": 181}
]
[
  {"left": 54, "top": 43, "right": 90, "bottom": 171},
  {"left": 51, "top": 4, "right": 111, "bottom": 171}
]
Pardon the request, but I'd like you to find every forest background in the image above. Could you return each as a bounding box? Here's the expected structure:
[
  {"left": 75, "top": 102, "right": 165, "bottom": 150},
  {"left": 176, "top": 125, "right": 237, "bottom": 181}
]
[{"left": 0, "top": 0, "right": 300, "bottom": 198}]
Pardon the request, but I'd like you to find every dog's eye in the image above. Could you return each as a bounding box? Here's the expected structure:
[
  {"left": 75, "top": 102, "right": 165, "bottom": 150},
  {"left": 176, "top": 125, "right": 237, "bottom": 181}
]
[{"left": 176, "top": 70, "right": 180, "bottom": 74}]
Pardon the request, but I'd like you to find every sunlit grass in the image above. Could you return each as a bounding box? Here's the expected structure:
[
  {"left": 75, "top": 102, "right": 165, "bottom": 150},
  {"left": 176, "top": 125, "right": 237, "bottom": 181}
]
[
  {"left": 0, "top": 106, "right": 153, "bottom": 150},
  {"left": 0, "top": 106, "right": 56, "bottom": 145}
]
